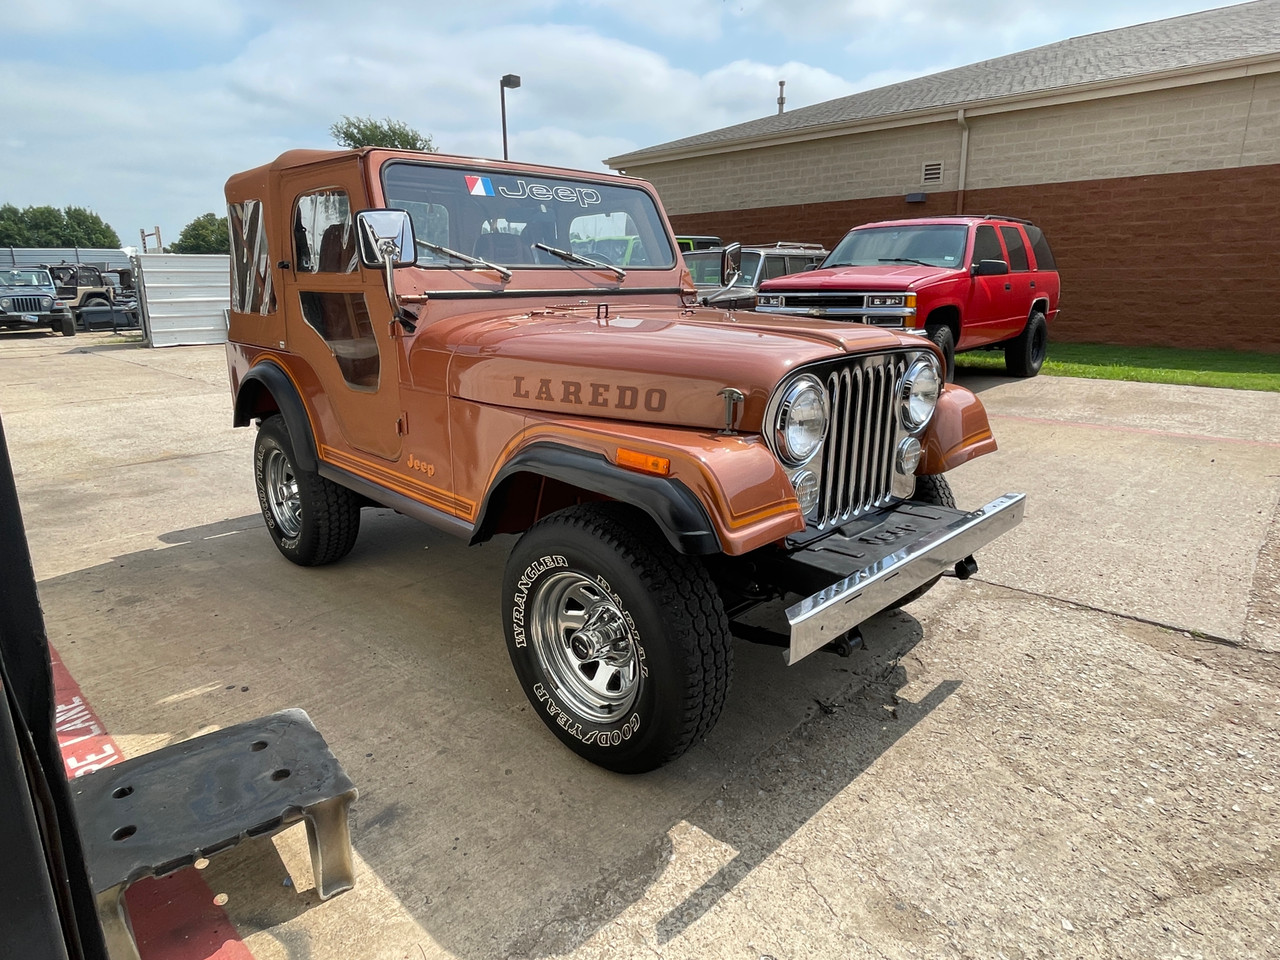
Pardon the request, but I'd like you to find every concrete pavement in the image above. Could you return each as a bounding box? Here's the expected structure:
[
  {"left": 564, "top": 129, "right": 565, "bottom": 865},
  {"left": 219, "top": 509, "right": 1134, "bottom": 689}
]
[{"left": 1, "top": 330, "right": 1277, "bottom": 959}]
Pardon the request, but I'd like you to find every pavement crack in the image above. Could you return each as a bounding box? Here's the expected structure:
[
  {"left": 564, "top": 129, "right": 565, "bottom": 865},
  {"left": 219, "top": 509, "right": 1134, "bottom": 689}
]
[{"left": 973, "top": 577, "right": 1248, "bottom": 649}]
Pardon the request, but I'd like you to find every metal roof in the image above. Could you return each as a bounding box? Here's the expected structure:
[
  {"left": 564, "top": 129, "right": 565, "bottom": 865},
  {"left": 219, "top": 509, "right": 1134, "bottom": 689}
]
[{"left": 609, "top": 0, "right": 1280, "bottom": 166}]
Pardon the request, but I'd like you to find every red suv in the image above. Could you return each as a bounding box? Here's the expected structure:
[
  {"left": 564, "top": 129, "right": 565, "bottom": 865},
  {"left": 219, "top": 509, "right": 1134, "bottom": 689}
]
[{"left": 755, "top": 216, "right": 1060, "bottom": 379}]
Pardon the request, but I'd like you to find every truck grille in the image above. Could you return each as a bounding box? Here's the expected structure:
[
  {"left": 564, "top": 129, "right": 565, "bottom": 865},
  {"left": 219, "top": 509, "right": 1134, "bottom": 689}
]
[
  {"left": 8, "top": 296, "right": 44, "bottom": 313},
  {"left": 814, "top": 354, "right": 906, "bottom": 529},
  {"left": 781, "top": 293, "right": 864, "bottom": 309}
]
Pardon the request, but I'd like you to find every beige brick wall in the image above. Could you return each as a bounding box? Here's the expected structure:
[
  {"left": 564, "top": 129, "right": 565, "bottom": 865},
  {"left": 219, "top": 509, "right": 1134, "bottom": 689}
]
[
  {"left": 626, "top": 122, "right": 962, "bottom": 215},
  {"left": 966, "top": 76, "right": 1280, "bottom": 188},
  {"left": 628, "top": 72, "right": 1280, "bottom": 216}
]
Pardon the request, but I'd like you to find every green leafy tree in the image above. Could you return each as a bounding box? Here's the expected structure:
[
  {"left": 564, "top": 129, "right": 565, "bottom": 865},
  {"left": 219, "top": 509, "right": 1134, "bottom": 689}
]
[
  {"left": 0, "top": 204, "right": 120, "bottom": 247},
  {"left": 170, "top": 212, "right": 230, "bottom": 255},
  {"left": 330, "top": 115, "right": 435, "bottom": 152},
  {"left": 0, "top": 204, "right": 27, "bottom": 246},
  {"left": 63, "top": 206, "right": 121, "bottom": 247}
]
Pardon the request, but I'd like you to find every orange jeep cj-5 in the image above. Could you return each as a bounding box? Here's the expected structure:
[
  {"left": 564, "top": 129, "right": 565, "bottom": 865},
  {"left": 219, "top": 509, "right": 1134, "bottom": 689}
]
[{"left": 224, "top": 148, "right": 1025, "bottom": 772}]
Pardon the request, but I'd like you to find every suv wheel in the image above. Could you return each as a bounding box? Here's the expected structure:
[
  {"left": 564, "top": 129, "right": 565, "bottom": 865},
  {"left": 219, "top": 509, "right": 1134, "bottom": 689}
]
[
  {"left": 889, "top": 474, "right": 956, "bottom": 610},
  {"left": 927, "top": 324, "right": 956, "bottom": 382},
  {"left": 58, "top": 315, "right": 75, "bottom": 337},
  {"left": 503, "top": 503, "right": 732, "bottom": 773},
  {"left": 1005, "top": 311, "right": 1048, "bottom": 377},
  {"left": 253, "top": 415, "right": 360, "bottom": 566}
]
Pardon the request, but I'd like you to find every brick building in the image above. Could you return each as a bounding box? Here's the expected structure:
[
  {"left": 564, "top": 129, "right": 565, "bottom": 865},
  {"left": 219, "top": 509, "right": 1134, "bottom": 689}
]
[{"left": 607, "top": 2, "right": 1280, "bottom": 352}]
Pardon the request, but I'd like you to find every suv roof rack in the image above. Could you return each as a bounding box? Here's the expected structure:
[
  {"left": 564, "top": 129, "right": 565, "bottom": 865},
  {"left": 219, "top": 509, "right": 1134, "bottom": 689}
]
[
  {"left": 748, "top": 241, "right": 827, "bottom": 250},
  {"left": 980, "top": 214, "right": 1034, "bottom": 225}
]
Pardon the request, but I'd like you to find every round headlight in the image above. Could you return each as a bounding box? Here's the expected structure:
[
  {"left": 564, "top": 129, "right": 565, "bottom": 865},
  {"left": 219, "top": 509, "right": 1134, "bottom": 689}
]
[
  {"left": 900, "top": 357, "right": 941, "bottom": 431},
  {"left": 775, "top": 376, "right": 828, "bottom": 465},
  {"left": 791, "top": 469, "right": 820, "bottom": 515},
  {"left": 0, "top": 298, "right": 11, "bottom": 310},
  {"left": 42, "top": 297, "right": 53, "bottom": 310}
]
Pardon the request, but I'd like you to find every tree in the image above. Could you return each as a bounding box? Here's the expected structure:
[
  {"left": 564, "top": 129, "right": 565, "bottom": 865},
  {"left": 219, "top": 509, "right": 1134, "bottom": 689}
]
[
  {"left": 0, "top": 204, "right": 120, "bottom": 247},
  {"left": 170, "top": 213, "right": 230, "bottom": 255},
  {"left": 330, "top": 115, "right": 435, "bottom": 152}
]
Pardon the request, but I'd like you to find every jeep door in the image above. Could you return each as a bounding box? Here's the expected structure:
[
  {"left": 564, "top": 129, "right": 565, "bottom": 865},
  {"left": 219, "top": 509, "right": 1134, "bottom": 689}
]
[{"left": 278, "top": 167, "right": 403, "bottom": 462}]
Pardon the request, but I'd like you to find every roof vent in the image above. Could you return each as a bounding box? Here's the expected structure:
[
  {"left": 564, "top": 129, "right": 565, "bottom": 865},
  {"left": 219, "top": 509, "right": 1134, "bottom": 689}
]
[{"left": 921, "top": 161, "right": 943, "bottom": 185}]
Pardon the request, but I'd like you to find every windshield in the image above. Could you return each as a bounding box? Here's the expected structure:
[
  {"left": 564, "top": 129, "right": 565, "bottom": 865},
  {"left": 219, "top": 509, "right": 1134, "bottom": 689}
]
[
  {"left": 733, "top": 252, "right": 762, "bottom": 287},
  {"left": 682, "top": 250, "right": 722, "bottom": 287},
  {"left": 825, "top": 224, "right": 968, "bottom": 269},
  {"left": 2, "top": 269, "right": 53, "bottom": 287},
  {"left": 382, "top": 162, "right": 676, "bottom": 272}
]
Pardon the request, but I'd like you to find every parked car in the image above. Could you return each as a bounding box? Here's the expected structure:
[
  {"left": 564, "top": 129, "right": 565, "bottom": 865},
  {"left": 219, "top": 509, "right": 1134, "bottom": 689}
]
[
  {"left": 755, "top": 216, "right": 1060, "bottom": 379},
  {"left": 0, "top": 268, "right": 75, "bottom": 336},
  {"left": 691, "top": 242, "right": 829, "bottom": 310},
  {"left": 223, "top": 148, "right": 1024, "bottom": 772},
  {"left": 675, "top": 235, "right": 721, "bottom": 252},
  {"left": 44, "top": 263, "right": 115, "bottom": 327}
]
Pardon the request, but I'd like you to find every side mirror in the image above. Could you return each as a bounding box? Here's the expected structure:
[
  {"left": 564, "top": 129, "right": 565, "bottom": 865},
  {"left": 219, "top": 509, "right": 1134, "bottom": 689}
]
[
  {"left": 972, "top": 258, "right": 1009, "bottom": 277},
  {"left": 357, "top": 210, "right": 416, "bottom": 268},
  {"left": 802, "top": 263, "right": 819, "bottom": 272},
  {"left": 720, "top": 242, "right": 742, "bottom": 287}
]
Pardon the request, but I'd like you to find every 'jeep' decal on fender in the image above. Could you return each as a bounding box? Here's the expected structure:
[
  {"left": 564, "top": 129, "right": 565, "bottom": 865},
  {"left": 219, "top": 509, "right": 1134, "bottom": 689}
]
[{"left": 513, "top": 376, "right": 666, "bottom": 412}]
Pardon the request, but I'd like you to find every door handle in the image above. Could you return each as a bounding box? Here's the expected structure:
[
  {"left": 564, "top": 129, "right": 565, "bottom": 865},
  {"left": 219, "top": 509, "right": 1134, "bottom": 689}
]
[{"left": 1004, "top": 283, "right": 1011, "bottom": 290}]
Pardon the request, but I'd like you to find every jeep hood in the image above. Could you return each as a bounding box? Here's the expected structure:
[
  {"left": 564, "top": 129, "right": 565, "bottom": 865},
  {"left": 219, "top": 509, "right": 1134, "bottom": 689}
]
[
  {"left": 442, "top": 304, "right": 924, "bottom": 432},
  {"left": 763, "top": 263, "right": 958, "bottom": 291}
]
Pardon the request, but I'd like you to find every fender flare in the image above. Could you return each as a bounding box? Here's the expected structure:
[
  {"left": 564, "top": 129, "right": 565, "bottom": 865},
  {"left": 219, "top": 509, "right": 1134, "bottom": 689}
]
[
  {"left": 233, "top": 362, "right": 318, "bottom": 472},
  {"left": 471, "top": 443, "right": 721, "bottom": 556}
]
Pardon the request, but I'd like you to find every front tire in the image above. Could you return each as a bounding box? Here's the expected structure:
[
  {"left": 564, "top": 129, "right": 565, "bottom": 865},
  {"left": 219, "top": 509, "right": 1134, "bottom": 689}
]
[
  {"left": 1005, "top": 311, "right": 1048, "bottom": 377},
  {"left": 503, "top": 503, "right": 732, "bottom": 773},
  {"left": 253, "top": 415, "right": 360, "bottom": 566},
  {"left": 889, "top": 475, "right": 956, "bottom": 609},
  {"left": 927, "top": 324, "right": 956, "bottom": 382},
  {"left": 59, "top": 315, "right": 76, "bottom": 337}
]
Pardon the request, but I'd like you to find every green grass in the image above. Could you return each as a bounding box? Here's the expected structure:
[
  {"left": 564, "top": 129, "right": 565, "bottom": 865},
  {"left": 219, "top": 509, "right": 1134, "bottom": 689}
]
[{"left": 956, "top": 342, "right": 1280, "bottom": 392}]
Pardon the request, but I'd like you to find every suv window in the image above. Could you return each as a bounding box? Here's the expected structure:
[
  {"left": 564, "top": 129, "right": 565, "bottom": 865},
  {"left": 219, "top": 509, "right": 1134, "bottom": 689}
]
[
  {"left": 762, "top": 254, "right": 788, "bottom": 281},
  {"left": 228, "top": 199, "right": 277, "bottom": 315},
  {"left": 294, "top": 190, "right": 357, "bottom": 274},
  {"left": 999, "top": 226, "right": 1030, "bottom": 271},
  {"left": 972, "top": 225, "right": 1003, "bottom": 265},
  {"left": 1024, "top": 224, "right": 1057, "bottom": 270}
]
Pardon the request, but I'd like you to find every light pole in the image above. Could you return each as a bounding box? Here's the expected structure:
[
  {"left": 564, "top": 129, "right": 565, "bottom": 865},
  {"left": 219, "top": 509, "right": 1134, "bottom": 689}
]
[{"left": 500, "top": 74, "right": 521, "bottom": 161}]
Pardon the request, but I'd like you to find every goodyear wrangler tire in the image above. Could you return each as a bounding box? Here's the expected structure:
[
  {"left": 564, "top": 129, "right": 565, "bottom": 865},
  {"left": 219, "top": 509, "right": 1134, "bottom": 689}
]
[
  {"left": 888, "top": 474, "right": 956, "bottom": 610},
  {"left": 503, "top": 503, "right": 732, "bottom": 773},
  {"left": 253, "top": 415, "right": 360, "bottom": 566}
]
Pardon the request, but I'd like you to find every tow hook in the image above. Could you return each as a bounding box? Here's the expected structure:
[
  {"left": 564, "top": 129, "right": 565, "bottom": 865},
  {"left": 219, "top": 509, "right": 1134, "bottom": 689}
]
[{"left": 953, "top": 555, "right": 979, "bottom": 580}]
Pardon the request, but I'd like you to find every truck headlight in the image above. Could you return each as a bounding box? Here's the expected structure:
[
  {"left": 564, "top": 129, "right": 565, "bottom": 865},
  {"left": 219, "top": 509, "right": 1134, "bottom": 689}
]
[
  {"left": 0, "top": 298, "right": 10, "bottom": 310},
  {"left": 868, "top": 295, "right": 906, "bottom": 307},
  {"left": 900, "top": 357, "right": 941, "bottom": 431},
  {"left": 757, "top": 294, "right": 781, "bottom": 307},
  {"left": 42, "top": 297, "right": 53, "bottom": 310},
  {"left": 774, "top": 375, "right": 828, "bottom": 465}
]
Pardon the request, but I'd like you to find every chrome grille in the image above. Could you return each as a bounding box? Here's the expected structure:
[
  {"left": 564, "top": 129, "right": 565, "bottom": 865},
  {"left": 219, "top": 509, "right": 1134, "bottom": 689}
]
[
  {"left": 8, "top": 296, "right": 45, "bottom": 313},
  {"left": 814, "top": 354, "right": 906, "bottom": 528}
]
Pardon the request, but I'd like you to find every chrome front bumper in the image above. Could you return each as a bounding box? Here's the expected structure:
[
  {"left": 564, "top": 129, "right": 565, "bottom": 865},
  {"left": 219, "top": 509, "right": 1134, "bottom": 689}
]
[{"left": 785, "top": 493, "right": 1026, "bottom": 664}]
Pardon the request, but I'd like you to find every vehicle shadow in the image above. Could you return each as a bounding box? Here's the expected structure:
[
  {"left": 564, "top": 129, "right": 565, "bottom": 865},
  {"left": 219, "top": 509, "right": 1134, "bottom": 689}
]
[{"left": 39, "top": 509, "right": 953, "bottom": 959}]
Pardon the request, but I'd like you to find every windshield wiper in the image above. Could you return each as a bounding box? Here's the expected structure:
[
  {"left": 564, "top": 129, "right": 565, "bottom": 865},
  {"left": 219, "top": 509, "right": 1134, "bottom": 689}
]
[
  {"left": 878, "top": 257, "right": 933, "bottom": 267},
  {"left": 415, "top": 238, "right": 512, "bottom": 281},
  {"left": 533, "top": 242, "right": 626, "bottom": 280}
]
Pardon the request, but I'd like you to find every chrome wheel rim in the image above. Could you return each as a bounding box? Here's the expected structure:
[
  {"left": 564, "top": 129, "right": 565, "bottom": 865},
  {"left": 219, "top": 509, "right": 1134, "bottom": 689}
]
[
  {"left": 529, "top": 571, "right": 639, "bottom": 722},
  {"left": 263, "top": 447, "right": 302, "bottom": 539}
]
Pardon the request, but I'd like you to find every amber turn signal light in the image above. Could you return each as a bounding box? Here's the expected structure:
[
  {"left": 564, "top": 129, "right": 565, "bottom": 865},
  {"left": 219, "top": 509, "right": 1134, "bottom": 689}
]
[{"left": 615, "top": 448, "right": 670, "bottom": 476}]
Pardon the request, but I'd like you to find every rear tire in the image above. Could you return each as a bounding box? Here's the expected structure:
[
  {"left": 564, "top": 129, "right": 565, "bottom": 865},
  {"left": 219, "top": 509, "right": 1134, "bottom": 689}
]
[
  {"left": 253, "top": 415, "right": 360, "bottom": 566},
  {"left": 927, "top": 324, "right": 956, "bottom": 382},
  {"left": 1005, "top": 311, "right": 1048, "bottom": 377},
  {"left": 503, "top": 503, "right": 732, "bottom": 773},
  {"left": 888, "top": 475, "right": 956, "bottom": 609}
]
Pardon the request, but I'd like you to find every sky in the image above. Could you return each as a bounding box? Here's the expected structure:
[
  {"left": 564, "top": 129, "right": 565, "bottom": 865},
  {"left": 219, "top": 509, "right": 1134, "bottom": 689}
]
[{"left": 2, "top": 0, "right": 1237, "bottom": 248}]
